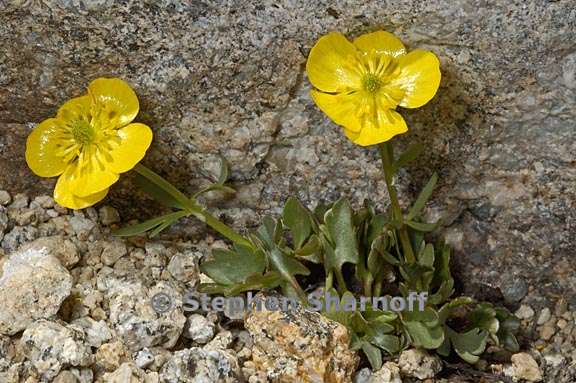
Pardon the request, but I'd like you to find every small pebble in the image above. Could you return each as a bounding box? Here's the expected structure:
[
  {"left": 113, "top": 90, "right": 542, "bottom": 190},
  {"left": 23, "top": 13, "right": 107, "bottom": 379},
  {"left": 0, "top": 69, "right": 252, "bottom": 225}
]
[
  {"left": 515, "top": 304, "right": 535, "bottom": 320},
  {"left": 537, "top": 308, "right": 551, "bottom": 325},
  {"left": 0, "top": 190, "right": 11, "bottom": 205}
]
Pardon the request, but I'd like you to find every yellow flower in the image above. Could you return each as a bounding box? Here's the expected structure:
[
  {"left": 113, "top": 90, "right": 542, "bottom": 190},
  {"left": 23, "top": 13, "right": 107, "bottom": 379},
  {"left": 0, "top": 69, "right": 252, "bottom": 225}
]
[
  {"left": 306, "top": 31, "right": 441, "bottom": 146},
  {"left": 26, "top": 78, "right": 153, "bottom": 209}
]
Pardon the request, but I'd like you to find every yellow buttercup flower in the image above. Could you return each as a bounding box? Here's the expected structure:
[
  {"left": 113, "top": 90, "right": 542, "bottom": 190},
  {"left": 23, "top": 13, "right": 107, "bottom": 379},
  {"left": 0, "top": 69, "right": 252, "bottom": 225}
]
[
  {"left": 26, "top": 78, "right": 153, "bottom": 209},
  {"left": 306, "top": 31, "right": 441, "bottom": 146}
]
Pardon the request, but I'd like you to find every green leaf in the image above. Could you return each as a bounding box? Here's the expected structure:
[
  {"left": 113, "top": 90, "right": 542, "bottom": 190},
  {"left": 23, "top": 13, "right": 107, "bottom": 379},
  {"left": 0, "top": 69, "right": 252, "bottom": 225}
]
[
  {"left": 133, "top": 164, "right": 194, "bottom": 210},
  {"left": 403, "top": 307, "right": 445, "bottom": 349},
  {"left": 438, "top": 297, "right": 475, "bottom": 323},
  {"left": 405, "top": 220, "right": 440, "bottom": 232},
  {"left": 282, "top": 197, "right": 313, "bottom": 249},
  {"left": 368, "top": 333, "right": 401, "bottom": 354},
  {"left": 267, "top": 247, "right": 310, "bottom": 295},
  {"left": 113, "top": 210, "right": 188, "bottom": 237},
  {"left": 200, "top": 245, "right": 266, "bottom": 285},
  {"left": 135, "top": 173, "right": 185, "bottom": 209},
  {"left": 223, "top": 272, "right": 283, "bottom": 296},
  {"left": 447, "top": 327, "right": 488, "bottom": 364},
  {"left": 418, "top": 243, "right": 435, "bottom": 268},
  {"left": 362, "top": 341, "right": 383, "bottom": 370},
  {"left": 192, "top": 184, "right": 236, "bottom": 199},
  {"left": 323, "top": 198, "right": 360, "bottom": 271},
  {"left": 407, "top": 173, "right": 438, "bottom": 220},
  {"left": 404, "top": 320, "right": 444, "bottom": 349},
  {"left": 216, "top": 155, "right": 231, "bottom": 185},
  {"left": 393, "top": 143, "right": 424, "bottom": 172}
]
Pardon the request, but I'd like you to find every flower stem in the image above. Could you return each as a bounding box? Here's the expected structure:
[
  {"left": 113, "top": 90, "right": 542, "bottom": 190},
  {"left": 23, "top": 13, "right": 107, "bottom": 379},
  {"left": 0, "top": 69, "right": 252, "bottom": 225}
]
[
  {"left": 378, "top": 142, "right": 416, "bottom": 264},
  {"left": 134, "top": 164, "right": 252, "bottom": 249}
]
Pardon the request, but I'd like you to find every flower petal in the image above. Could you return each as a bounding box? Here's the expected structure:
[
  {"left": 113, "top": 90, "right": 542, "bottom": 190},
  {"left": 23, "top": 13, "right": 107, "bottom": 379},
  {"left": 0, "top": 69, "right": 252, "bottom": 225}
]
[
  {"left": 353, "top": 31, "right": 406, "bottom": 57},
  {"left": 105, "top": 123, "right": 153, "bottom": 174},
  {"left": 343, "top": 109, "right": 407, "bottom": 146},
  {"left": 54, "top": 167, "right": 108, "bottom": 209},
  {"left": 388, "top": 50, "right": 441, "bottom": 109},
  {"left": 306, "top": 32, "right": 362, "bottom": 92},
  {"left": 67, "top": 148, "right": 119, "bottom": 197},
  {"left": 310, "top": 90, "right": 363, "bottom": 133},
  {"left": 88, "top": 78, "right": 139, "bottom": 128},
  {"left": 25, "top": 118, "right": 68, "bottom": 177},
  {"left": 57, "top": 95, "right": 92, "bottom": 124}
]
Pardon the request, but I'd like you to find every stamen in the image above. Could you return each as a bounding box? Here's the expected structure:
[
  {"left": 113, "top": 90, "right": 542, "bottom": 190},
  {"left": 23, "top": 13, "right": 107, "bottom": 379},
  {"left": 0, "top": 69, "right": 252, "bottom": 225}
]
[{"left": 362, "top": 74, "right": 381, "bottom": 93}]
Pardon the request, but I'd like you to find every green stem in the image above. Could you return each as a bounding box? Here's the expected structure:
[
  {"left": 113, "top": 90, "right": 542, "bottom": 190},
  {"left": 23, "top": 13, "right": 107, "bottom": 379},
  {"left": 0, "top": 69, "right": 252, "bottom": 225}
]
[
  {"left": 134, "top": 164, "right": 252, "bottom": 249},
  {"left": 334, "top": 268, "right": 347, "bottom": 295},
  {"left": 378, "top": 142, "right": 416, "bottom": 264}
]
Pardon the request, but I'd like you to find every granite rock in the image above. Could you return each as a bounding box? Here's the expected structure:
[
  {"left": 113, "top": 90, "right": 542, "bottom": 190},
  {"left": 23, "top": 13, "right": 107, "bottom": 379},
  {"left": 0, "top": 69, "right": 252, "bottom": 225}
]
[
  {"left": 0, "top": 241, "right": 72, "bottom": 335},
  {"left": 245, "top": 292, "right": 359, "bottom": 383}
]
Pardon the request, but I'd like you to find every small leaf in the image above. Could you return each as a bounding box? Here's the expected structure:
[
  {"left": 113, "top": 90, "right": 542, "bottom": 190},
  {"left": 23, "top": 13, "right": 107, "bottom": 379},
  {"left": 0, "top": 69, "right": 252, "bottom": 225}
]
[
  {"left": 368, "top": 333, "right": 401, "bottom": 354},
  {"left": 323, "top": 198, "right": 360, "bottom": 271},
  {"left": 217, "top": 155, "right": 231, "bottom": 184},
  {"left": 135, "top": 173, "right": 185, "bottom": 209},
  {"left": 113, "top": 210, "right": 188, "bottom": 237},
  {"left": 362, "top": 341, "right": 383, "bottom": 370},
  {"left": 223, "top": 272, "right": 283, "bottom": 296},
  {"left": 200, "top": 246, "right": 265, "bottom": 285},
  {"left": 447, "top": 326, "right": 488, "bottom": 364},
  {"left": 405, "top": 220, "right": 440, "bottom": 232},
  {"left": 282, "top": 197, "right": 313, "bottom": 249},
  {"left": 192, "top": 184, "right": 236, "bottom": 199},
  {"left": 404, "top": 320, "right": 445, "bottom": 349},
  {"left": 407, "top": 173, "right": 438, "bottom": 220}
]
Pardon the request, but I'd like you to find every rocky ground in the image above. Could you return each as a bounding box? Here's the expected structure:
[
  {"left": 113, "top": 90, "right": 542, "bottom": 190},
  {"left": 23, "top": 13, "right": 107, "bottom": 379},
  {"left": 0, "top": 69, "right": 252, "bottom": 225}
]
[
  {"left": 0, "top": 190, "right": 574, "bottom": 382},
  {"left": 1, "top": 1, "right": 576, "bottom": 382}
]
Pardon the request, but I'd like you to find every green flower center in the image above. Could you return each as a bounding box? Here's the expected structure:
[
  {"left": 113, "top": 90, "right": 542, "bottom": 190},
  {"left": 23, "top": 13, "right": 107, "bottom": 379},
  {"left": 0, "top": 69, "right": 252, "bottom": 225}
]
[
  {"left": 362, "top": 74, "right": 382, "bottom": 93},
  {"left": 71, "top": 120, "right": 95, "bottom": 145}
]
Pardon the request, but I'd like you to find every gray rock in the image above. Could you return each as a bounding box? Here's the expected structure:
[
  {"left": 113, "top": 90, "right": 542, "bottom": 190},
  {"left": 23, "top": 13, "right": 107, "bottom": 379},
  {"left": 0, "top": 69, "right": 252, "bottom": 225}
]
[
  {"left": 370, "top": 362, "right": 402, "bottom": 383},
  {"left": 166, "top": 251, "right": 200, "bottom": 284},
  {"left": 21, "top": 320, "right": 93, "bottom": 381},
  {"left": 69, "top": 215, "right": 96, "bottom": 240},
  {"left": 98, "top": 206, "right": 120, "bottom": 226},
  {"left": 134, "top": 348, "right": 155, "bottom": 369},
  {"left": 19, "top": 236, "right": 79, "bottom": 268},
  {"left": 507, "top": 353, "right": 543, "bottom": 382},
  {"left": 159, "top": 347, "right": 240, "bottom": 383},
  {"left": 100, "top": 277, "right": 186, "bottom": 351},
  {"left": 516, "top": 304, "right": 536, "bottom": 320},
  {"left": 537, "top": 308, "right": 552, "bottom": 325},
  {"left": 0, "top": 191, "right": 11, "bottom": 206},
  {"left": 8, "top": 194, "right": 28, "bottom": 209},
  {"left": 183, "top": 314, "right": 215, "bottom": 344},
  {"left": 500, "top": 277, "right": 529, "bottom": 304},
  {"left": 398, "top": 349, "right": 442, "bottom": 380},
  {"left": 97, "top": 362, "right": 158, "bottom": 383},
  {"left": 0, "top": 243, "right": 72, "bottom": 335},
  {"left": 100, "top": 239, "right": 127, "bottom": 266},
  {"left": 0, "top": 0, "right": 574, "bottom": 308},
  {"left": 70, "top": 317, "right": 112, "bottom": 348}
]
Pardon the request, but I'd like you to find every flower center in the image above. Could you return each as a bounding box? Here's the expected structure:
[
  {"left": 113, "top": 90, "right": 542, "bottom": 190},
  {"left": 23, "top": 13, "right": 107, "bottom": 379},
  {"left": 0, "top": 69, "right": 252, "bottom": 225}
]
[
  {"left": 362, "top": 74, "right": 381, "bottom": 93},
  {"left": 71, "top": 120, "right": 95, "bottom": 145}
]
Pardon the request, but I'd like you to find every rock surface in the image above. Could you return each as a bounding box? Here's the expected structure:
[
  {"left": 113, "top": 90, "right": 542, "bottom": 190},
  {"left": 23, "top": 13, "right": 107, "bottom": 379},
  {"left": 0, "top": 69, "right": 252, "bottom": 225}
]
[
  {"left": 398, "top": 348, "right": 442, "bottom": 380},
  {"left": 0, "top": 0, "right": 575, "bottom": 310},
  {"left": 0, "top": 240, "right": 73, "bottom": 335},
  {"left": 245, "top": 292, "right": 359, "bottom": 383}
]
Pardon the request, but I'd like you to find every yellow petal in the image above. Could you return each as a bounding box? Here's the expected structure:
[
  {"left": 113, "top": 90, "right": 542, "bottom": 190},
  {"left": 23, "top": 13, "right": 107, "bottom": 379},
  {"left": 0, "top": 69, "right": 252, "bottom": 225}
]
[
  {"left": 344, "top": 109, "right": 407, "bottom": 146},
  {"left": 88, "top": 78, "right": 139, "bottom": 128},
  {"left": 105, "top": 123, "right": 153, "bottom": 174},
  {"left": 54, "top": 167, "right": 108, "bottom": 209},
  {"left": 310, "top": 90, "right": 363, "bottom": 133},
  {"left": 25, "top": 118, "right": 68, "bottom": 177},
  {"left": 57, "top": 95, "right": 92, "bottom": 124},
  {"left": 306, "top": 32, "right": 362, "bottom": 92},
  {"left": 353, "top": 31, "right": 406, "bottom": 57},
  {"left": 388, "top": 50, "right": 441, "bottom": 109},
  {"left": 67, "top": 148, "right": 119, "bottom": 197}
]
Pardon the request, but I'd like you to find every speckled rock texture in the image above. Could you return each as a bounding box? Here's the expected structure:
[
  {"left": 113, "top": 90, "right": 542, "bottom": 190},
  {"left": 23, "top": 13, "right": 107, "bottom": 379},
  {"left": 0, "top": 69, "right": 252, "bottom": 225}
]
[
  {"left": 0, "top": 1, "right": 576, "bottom": 381},
  {"left": 0, "top": 0, "right": 574, "bottom": 312},
  {"left": 245, "top": 292, "right": 359, "bottom": 382}
]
